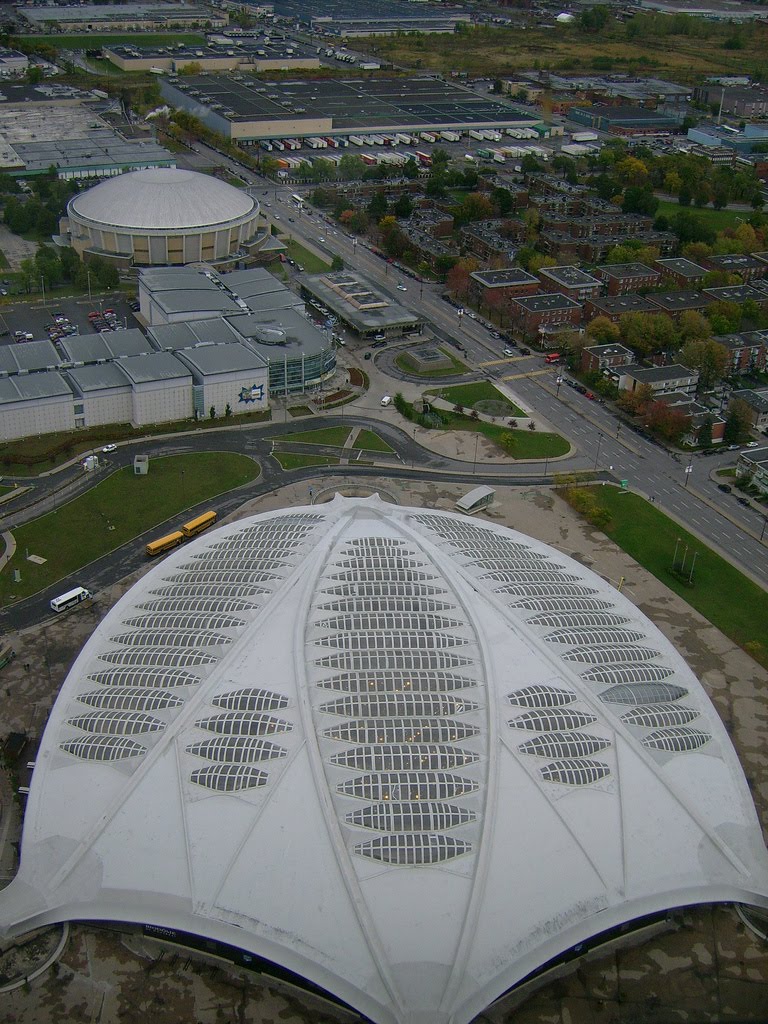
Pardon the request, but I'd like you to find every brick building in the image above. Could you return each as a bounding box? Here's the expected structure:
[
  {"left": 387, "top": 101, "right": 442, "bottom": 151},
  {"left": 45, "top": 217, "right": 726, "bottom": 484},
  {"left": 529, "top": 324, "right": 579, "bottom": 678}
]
[
  {"left": 584, "top": 293, "right": 660, "bottom": 323},
  {"left": 537, "top": 265, "right": 602, "bottom": 303},
  {"left": 507, "top": 293, "right": 582, "bottom": 339},
  {"left": 655, "top": 258, "right": 708, "bottom": 289},
  {"left": 469, "top": 267, "right": 540, "bottom": 307},
  {"left": 594, "top": 262, "right": 661, "bottom": 295}
]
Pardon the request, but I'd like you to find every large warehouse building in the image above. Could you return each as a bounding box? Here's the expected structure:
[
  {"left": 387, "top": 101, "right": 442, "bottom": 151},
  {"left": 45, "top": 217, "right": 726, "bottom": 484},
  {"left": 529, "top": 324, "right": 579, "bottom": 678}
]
[
  {"left": 1, "top": 497, "right": 766, "bottom": 1023},
  {"left": 159, "top": 74, "right": 540, "bottom": 145},
  {"left": 63, "top": 168, "right": 270, "bottom": 269}
]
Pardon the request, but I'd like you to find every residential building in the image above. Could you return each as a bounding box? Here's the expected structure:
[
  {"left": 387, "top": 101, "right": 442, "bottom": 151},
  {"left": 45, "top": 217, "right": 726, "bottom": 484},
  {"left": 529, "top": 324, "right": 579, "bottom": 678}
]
[
  {"left": 608, "top": 363, "right": 699, "bottom": 396},
  {"left": 594, "top": 263, "right": 661, "bottom": 296},
  {"left": 730, "top": 389, "right": 768, "bottom": 431},
  {"left": 655, "top": 258, "right": 708, "bottom": 289},
  {"left": 537, "top": 266, "right": 602, "bottom": 303},
  {"left": 584, "top": 293, "right": 660, "bottom": 323},
  {"left": 703, "top": 285, "right": 768, "bottom": 310},
  {"left": 704, "top": 253, "right": 767, "bottom": 282},
  {"left": 647, "top": 291, "right": 714, "bottom": 321},
  {"left": 507, "top": 293, "right": 582, "bottom": 339},
  {"left": 581, "top": 343, "right": 635, "bottom": 374},
  {"left": 460, "top": 219, "right": 523, "bottom": 263},
  {"left": 469, "top": 268, "right": 540, "bottom": 307},
  {"left": 735, "top": 446, "right": 768, "bottom": 496},
  {"left": 716, "top": 331, "right": 768, "bottom": 374}
]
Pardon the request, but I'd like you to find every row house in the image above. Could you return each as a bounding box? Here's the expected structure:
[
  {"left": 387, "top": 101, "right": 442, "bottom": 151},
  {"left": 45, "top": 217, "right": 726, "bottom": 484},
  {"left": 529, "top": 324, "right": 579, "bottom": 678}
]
[
  {"left": 399, "top": 224, "right": 457, "bottom": 271},
  {"left": 594, "top": 262, "right": 661, "bottom": 295},
  {"left": 655, "top": 392, "right": 726, "bottom": 445}
]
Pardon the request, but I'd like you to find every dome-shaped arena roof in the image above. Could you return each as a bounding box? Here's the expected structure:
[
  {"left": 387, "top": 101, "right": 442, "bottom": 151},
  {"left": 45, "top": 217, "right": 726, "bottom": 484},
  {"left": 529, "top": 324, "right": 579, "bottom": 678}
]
[
  {"left": 68, "top": 168, "right": 257, "bottom": 231},
  {"left": 2, "top": 496, "right": 767, "bottom": 1024}
]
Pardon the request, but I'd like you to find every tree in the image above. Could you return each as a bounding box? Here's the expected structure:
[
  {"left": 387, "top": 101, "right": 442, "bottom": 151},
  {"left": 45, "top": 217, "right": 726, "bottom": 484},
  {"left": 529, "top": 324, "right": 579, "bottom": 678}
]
[
  {"left": 697, "top": 415, "right": 713, "bottom": 448},
  {"left": 209, "top": 405, "right": 216, "bottom": 420},
  {"left": 680, "top": 339, "right": 729, "bottom": 390},
  {"left": 403, "top": 157, "right": 419, "bottom": 179},
  {"left": 431, "top": 147, "right": 450, "bottom": 168},
  {"left": 645, "top": 401, "right": 691, "bottom": 444},
  {"left": 615, "top": 156, "right": 650, "bottom": 187},
  {"left": 678, "top": 310, "right": 712, "bottom": 343},
  {"left": 367, "top": 192, "right": 388, "bottom": 221},
  {"left": 619, "top": 312, "right": 679, "bottom": 356},
  {"left": 621, "top": 187, "right": 658, "bottom": 217},
  {"left": 617, "top": 382, "right": 654, "bottom": 417},
  {"left": 723, "top": 398, "right": 752, "bottom": 444},
  {"left": 393, "top": 194, "right": 413, "bottom": 219},
  {"left": 705, "top": 300, "right": 741, "bottom": 335},
  {"left": 331, "top": 255, "right": 344, "bottom": 271},
  {"left": 224, "top": 403, "right": 232, "bottom": 418},
  {"left": 445, "top": 260, "right": 475, "bottom": 300},
  {"left": 587, "top": 316, "right": 620, "bottom": 344}
]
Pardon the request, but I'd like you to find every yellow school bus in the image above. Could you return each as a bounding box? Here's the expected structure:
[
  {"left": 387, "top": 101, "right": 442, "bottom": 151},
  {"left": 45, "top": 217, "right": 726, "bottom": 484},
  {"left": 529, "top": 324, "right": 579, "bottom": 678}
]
[
  {"left": 181, "top": 509, "right": 217, "bottom": 539},
  {"left": 146, "top": 530, "right": 185, "bottom": 557}
]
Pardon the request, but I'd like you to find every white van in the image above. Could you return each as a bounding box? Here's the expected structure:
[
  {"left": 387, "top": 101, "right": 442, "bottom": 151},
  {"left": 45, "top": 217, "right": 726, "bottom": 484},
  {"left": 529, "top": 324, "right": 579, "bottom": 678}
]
[{"left": 380, "top": 396, "right": 392, "bottom": 407}]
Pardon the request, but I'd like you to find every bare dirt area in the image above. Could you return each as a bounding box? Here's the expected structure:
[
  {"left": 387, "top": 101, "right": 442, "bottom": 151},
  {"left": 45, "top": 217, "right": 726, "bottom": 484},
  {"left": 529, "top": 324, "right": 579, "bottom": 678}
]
[{"left": 1, "top": 477, "right": 767, "bottom": 1023}]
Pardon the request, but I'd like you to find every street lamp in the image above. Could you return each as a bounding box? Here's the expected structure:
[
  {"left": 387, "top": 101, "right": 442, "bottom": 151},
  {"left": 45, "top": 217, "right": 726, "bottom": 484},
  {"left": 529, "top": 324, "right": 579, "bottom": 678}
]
[
  {"left": 593, "top": 433, "right": 603, "bottom": 471},
  {"left": 683, "top": 455, "right": 693, "bottom": 489},
  {"left": 555, "top": 375, "right": 563, "bottom": 400},
  {"left": 40, "top": 275, "right": 45, "bottom": 307},
  {"left": 472, "top": 433, "right": 479, "bottom": 475},
  {"left": 761, "top": 518, "right": 767, "bottom": 543}
]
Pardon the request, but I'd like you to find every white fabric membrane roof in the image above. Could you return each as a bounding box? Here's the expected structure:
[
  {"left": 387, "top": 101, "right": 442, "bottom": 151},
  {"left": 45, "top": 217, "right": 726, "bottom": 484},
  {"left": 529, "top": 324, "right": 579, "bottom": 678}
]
[{"left": 2, "top": 496, "right": 767, "bottom": 1024}]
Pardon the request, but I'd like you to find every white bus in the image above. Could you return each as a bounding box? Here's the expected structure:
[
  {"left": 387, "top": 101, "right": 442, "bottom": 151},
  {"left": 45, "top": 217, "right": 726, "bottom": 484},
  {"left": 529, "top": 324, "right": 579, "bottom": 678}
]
[
  {"left": 50, "top": 586, "right": 92, "bottom": 613},
  {"left": 290, "top": 193, "right": 304, "bottom": 208}
]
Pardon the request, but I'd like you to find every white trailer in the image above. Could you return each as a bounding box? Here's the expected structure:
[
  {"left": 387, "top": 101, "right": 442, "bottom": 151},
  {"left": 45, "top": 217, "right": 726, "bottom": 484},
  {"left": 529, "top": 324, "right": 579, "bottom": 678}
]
[
  {"left": 571, "top": 130, "right": 599, "bottom": 143},
  {"left": 469, "top": 129, "right": 485, "bottom": 141},
  {"left": 492, "top": 150, "right": 505, "bottom": 163},
  {"left": 440, "top": 130, "right": 460, "bottom": 142},
  {"left": 396, "top": 133, "right": 412, "bottom": 145},
  {"left": 349, "top": 135, "right": 364, "bottom": 146}
]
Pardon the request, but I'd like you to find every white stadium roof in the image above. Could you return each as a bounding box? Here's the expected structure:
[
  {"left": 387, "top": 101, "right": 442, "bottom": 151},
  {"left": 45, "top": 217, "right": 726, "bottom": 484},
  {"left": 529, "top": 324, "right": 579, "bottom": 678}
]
[
  {"left": 2, "top": 496, "right": 767, "bottom": 1023},
  {"left": 67, "top": 167, "right": 256, "bottom": 231}
]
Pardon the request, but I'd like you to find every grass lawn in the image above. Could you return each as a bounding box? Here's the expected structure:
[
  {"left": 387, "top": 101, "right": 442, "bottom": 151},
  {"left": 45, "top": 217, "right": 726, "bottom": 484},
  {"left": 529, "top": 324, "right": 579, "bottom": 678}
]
[
  {"left": 274, "top": 453, "right": 339, "bottom": 470},
  {"left": 590, "top": 488, "right": 768, "bottom": 668},
  {"left": 427, "top": 381, "right": 525, "bottom": 418},
  {"left": 0, "top": 452, "right": 259, "bottom": 606},
  {"left": 284, "top": 240, "right": 331, "bottom": 273},
  {"left": 654, "top": 200, "right": 745, "bottom": 231},
  {"left": 444, "top": 412, "right": 569, "bottom": 457},
  {"left": 352, "top": 430, "right": 394, "bottom": 453},
  {"left": 21, "top": 33, "right": 206, "bottom": 48},
  {"left": 280, "top": 426, "right": 351, "bottom": 446},
  {"left": 396, "top": 349, "right": 469, "bottom": 377}
]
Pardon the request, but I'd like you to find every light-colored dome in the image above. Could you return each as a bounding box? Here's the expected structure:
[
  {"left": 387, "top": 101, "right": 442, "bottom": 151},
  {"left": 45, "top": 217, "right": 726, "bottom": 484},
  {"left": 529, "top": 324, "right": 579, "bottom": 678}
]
[
  {"left": 2, "top": 496, "right": 767, "bottom": 1024},
  {"left": 556, "top": 11, "right": 575, "bottom": 21},
  {"left": 69, "top": 168, "right": 256, "bottom": 231}
]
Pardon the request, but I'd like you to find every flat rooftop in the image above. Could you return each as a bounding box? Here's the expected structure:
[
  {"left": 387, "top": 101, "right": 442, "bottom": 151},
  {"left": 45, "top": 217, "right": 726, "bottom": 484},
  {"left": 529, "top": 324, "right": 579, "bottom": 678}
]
[
  {"left": 648, "top": 291, "right": 714, "bottom": 311},
  {"left": 511, "top": 293, "right": 582, "bottom": 313},
  {"left": 14, "top": 132, "right": 174, "bottom": 174},
  {"left": 538, "top": 265, "right": 601, "bottom": 288},
  {"left": 20, "top": 3, "right": 219, "bottom": 25},
  {"left": 595, "top": 262, "right": 659, "bottom": 280},
  {"left": 162, "top": 74, "right": 538, "bottom": 134},
  {"left": 470, "top": 267, "right": 539, "bottom": 288},
  {"left": 588, "top": 294, "right": 660, "bottom": 314},
  {"left": 301, "top": 272, "right": 421, "bottom": 331},
  {"left": 656, "top": 258, "right": 708, "bottom": 278}
]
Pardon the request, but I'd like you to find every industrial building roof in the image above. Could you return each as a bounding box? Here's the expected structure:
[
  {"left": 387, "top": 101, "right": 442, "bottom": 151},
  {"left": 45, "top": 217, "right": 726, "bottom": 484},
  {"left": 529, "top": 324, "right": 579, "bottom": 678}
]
[
  {"left": 1, "top": 496, "right": 766, "bottom": 1024},
  {"left": 0, "top": 370, "right": 72, "bottom": 405},
  {"left": 148, "top": 319, "right": 244, "bottom": 352},
  {"left": 59, "top": 329, "right": 155, "bottom": 364},
  {"left": 116, "top": 351, "right": 192, "bottom": 385},
  {"left": 0, "top": 339, "right": 59, "bottom": 375},
  {"left": 66, "top": 362, "right": 133, "bottom": 394},
  {"left": 300, "top": 272, "right": 422, "bottom": 332},
  {"left": 161, "top": 74, "right": 539, "bottom": 135},
  {"left": 175, "top": 342, "right": 267, "bottom": 377},
  {"left": 15, "top": 132, "right": 174, "bottom": 175}
]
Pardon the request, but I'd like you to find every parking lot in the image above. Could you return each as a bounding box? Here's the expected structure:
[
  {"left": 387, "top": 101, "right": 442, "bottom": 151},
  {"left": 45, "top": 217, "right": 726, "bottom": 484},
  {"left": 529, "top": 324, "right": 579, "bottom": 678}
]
[{"left": 0, "top": 292, "right": 138, "bottom": 349}]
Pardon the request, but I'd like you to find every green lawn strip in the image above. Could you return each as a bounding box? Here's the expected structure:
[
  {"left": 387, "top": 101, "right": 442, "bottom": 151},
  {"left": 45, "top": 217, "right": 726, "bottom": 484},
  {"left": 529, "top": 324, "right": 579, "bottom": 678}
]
[
  {"left": 284, "top": 240, "right": 331, "bottom": 273},
  {"left": 594, "top": 488, "right": 768, "bottom": 667},
  {"left": 274, "top": 453, "right": 339, "bottom": 470},
  {"left": 426, "top": 381, "right": 526, "bottom": 417},
  {"left": 654, "top": 200, "right": 744, "bottom": 232},
  {"left": 280, "top": 426, "right": 351, "bottom": 446},
  {"left": 352, "top": 430, "right": 394, "bottom": 453},
  {"left": 0, "top": 250, "right": 9, "bottom": 270},
  {"left": 21, "top": 33, "right": 206, "bottom": 48},
  {"left": 0, "top": 453, "right": 259, "bottom": 606},
  {"left": 395, "top": 350, "right": 468, "bottom": 377},
  {"left": 0, "top": 484, "right": 13, "bottom": 497},
  {"left": 440, "top": 411, "right": 568, "bottom": 457},
  {"left": 0, "top": 412, "right": 271, "bottom": 476}
]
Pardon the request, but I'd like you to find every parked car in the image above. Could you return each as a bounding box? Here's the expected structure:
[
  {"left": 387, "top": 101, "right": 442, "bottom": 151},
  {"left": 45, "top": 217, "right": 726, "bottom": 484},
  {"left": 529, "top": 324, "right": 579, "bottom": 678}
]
[
  {"left": 381, "top": 395, "right": 392, "bottom": 407},
  {"left": 102, "top": 444, "right": 117, "bottom": 454},
  {"left": 519, "top": 346, "right": 531, "bottom": 355},
  {"left": 503, "top": 347, "right": 515, "bottom": 356},
  {"left": 736, "top": 495, "right": 750, "bottom": 506},
  {"left": 718, "top": 483, "right": 732, "bottom": 493},
  {"left": 745, "top": 441, "right": 759, "bottom": 448}
]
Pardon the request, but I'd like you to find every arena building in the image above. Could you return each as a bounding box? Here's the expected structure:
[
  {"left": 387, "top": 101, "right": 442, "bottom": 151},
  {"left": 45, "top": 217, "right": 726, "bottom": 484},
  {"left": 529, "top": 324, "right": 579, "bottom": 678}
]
[
  {"left": 63, "top": 168, "right": 268, "bottom": 269},
  {"left": 1, "top": 497, "right": 767, "bottom": 1024}
]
